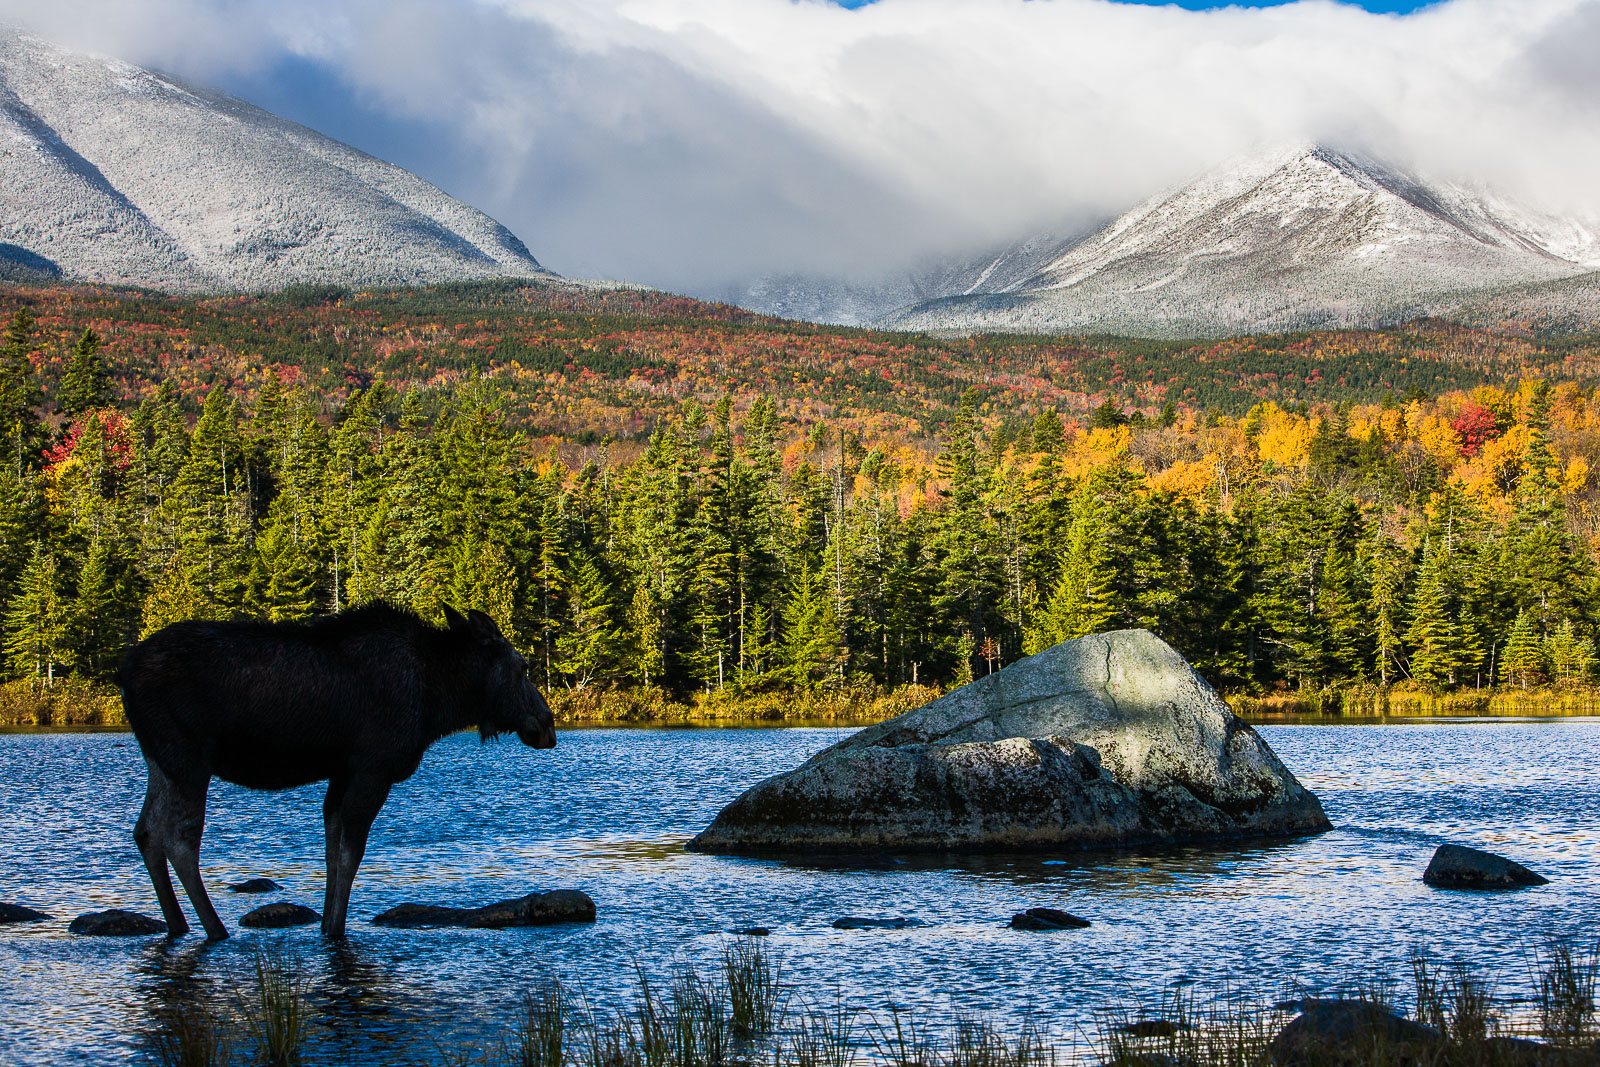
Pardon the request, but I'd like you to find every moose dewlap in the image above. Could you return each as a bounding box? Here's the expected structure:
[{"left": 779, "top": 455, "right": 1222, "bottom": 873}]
[{"left": 688, "top": 630, "right": 1331, "bottom": 854}]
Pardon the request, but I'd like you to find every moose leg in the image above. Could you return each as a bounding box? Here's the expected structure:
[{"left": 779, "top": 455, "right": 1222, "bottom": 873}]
[
  {"left": 322, "top": 779, "right": 392, "bottom": 938},
  {"left": 321, "top": 777, "right": 348, "bottom": 927},
  {"left": 134, "top": 759, "right": 189, "bottom": 936},
  {"left": 163, "top": 778, "right": 228, "bottom": 941}
]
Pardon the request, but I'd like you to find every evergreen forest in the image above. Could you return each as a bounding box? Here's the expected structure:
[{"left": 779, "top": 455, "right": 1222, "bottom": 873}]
[{"left": 3, "top": 282, "right": 1600, "bottom": 722}]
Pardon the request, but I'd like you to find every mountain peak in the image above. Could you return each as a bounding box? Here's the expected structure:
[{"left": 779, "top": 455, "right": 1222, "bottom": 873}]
[{"left": 0, "top": 29, "right": 552, "bottom": 293}]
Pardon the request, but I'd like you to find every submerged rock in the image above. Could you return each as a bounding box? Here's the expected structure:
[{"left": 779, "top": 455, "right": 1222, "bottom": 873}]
[
  {"left": 732, "top": 927, "right": 771, "bottom": 936},
  {"left": 371, "top": 890, "right": 596, "bottom": 929},
  {"left": 227, "top": 878, "right": 282, "bottom": 894},
  {"left": 68, "top": 909, "right": 167, "bottom": 936},
  {"left": 1008, "top": 907, "right": 1090, "bottom": 931},
  {"left": 688, "top": 630, "right": 1330, "bottom": 854},
  {"left": 0, "top": 902, "right": 51, "bottom": 924},
  {"left": 1423, "top": 844, "right": 1549, "bottom": 889},
  {"left": 831, "top": 916, "right": 926, "bottom": 930},
  {"left": 240, "top": 902, "right": 320, "bottom": 929},
  {"left": 1269, "top": 1000, "right": 1441, "bottom": 1066}
]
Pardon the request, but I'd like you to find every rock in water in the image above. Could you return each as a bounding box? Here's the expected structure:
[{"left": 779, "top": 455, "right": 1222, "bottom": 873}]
[
  {"left": 371, "top": 890, "right": 596, "bottom": 929},
  {"left": 0, "top": 903, "right": 51, "bottom": 924},
  {"left": 240, "top": 902, "right": 320, "bottom": 928},
  {"left": 831, "top": 916, "right": 926, "bottom": 930},
  {"left": 1009, "top": 908, "right": 1090, "bottom": 931},
  {"left": 688, "top": 630, "right": 1330, "bottom": 854},
  {"left": 1423, "top": 844, "right": 1549, "bottom": 889},
  {"left": 1268, "top": 1000, "right": 1440, "bottom": 1066},
  {"left": 228, "top": 878, "right": 282, "bottom": 894},
  {"left": 68, "top": 910, "right": 168, "bottom": 936}
]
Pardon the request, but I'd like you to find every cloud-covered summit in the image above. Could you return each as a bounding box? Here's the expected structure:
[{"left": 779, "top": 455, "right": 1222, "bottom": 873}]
[{"left": 4, "top": 0, "right": 1599, "bottom": 299}]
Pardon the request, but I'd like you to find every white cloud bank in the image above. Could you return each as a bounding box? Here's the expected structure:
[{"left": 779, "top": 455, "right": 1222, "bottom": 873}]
[{"left": 4, "top": 0, "right": 1599, "bottom": 295}]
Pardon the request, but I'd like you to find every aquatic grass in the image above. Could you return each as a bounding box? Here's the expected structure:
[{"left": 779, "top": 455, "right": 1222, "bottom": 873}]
[
  {"left": 235, "top": 942, "right": 308, "bottom": 1067},
  {"left": 781, "top": 993, "right": 855, "bottom": 1067},
  {"left": 668, "top": 967, "right": 731, "bottom": 1067},
  {"left": 724, "top": 937, "right": 784, "bottom": 1039},
  {"left": 1096, "top": 987, "right": 1271, "bottom": 1067},
  {"left": 1536, "top": 940, "right": 1597, "bottom": 1048},
  {"left": 872, "top": 1008, "right": 934, "bottom": 1067},
  {"left": 1443, "top": 964, "right": 1497, "bottom": 1047},
  {"left": 943, "top": 1016, "right": 1053, "bottom": 1067},
  {"left": 150, "top": 997, "right": 232, "bottom": 1067},
  {"left": 506, "top": 979, "right": 571, "bottom": 1067}
]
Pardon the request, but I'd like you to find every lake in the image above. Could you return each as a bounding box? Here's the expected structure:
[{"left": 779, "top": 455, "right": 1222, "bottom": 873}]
[{"left": 0, "top": 719, "right": 1596, "bottom": 1065}]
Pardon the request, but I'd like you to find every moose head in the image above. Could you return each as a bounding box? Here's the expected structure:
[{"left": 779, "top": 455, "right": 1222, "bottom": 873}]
[{"left": 443, "top": 605, "right": 557, "bottom": 750}]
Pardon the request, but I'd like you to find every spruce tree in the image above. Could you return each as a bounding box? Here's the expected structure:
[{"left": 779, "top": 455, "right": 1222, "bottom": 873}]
[
  {"left": 59, "top": 328, "right": 113, "bottom": 415},
  {"left": 1501, "top": 610, "right": 1544, "bottom": 689},
  {"left": 780, "top": 563, "right": 846, "bottom": 687},
  {"left": 555, "top": 553, "right": 624, "bottom": 689},
  {"left": 4, "top": 543, "right": 67, "bottom": 687}
]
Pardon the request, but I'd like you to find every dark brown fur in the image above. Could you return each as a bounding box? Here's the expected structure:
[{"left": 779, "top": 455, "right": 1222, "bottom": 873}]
[{"left": 117, "top": 603, "right": 556, "bottom": 939}]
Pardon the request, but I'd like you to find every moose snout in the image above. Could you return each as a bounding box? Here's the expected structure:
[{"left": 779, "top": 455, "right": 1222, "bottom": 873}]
[{"left": 518, "top": 724, "right": 558, "bottom": 749}]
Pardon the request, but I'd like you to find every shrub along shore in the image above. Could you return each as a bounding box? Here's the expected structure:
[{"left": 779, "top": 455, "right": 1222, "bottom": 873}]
[
  {"left": 4, "top": 677, "right": 1599, "bottom": 731},
  {"left": 142, "top": 937, "right": 1598, "bottom": 1067}
]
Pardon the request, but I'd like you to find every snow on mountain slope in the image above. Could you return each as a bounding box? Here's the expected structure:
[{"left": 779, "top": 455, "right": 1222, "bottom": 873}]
[
  {"left": 0, "top": 31, "right": 551, "bottom": 292},
  {"left": 878, "top": 144, "right": 1600, "bottom": 338}
]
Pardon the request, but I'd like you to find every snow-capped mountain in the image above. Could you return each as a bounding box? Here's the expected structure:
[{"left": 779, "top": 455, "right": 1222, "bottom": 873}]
[
  {"left": 746, "top": 144, "right": 1600, "bottom": 337},
  {"left": 0, "top": 31, "right": 551, "bottom": 292},
  {"left": 731, "top": 225, "right": 1098, "bottom": 328}
]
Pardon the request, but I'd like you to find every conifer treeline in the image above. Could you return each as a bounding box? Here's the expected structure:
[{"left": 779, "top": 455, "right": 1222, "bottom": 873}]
[{"left": 1, "top": 306, "right": 1596, "bottom": 698}]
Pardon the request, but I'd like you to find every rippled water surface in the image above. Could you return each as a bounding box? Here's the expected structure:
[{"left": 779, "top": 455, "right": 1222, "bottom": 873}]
[{"left": 1, "top": 720, "right": 1597, "bottom": 1064}]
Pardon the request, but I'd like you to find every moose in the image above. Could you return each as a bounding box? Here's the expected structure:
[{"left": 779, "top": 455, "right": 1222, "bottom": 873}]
[{"left": 116, "top": 602, "right": 557, "bottom": 939}]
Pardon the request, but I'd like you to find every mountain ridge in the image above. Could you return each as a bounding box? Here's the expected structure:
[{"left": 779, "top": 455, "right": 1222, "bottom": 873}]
[
  {"left": 738, "top": 143, "right": 1600, "bottom": 338},
  {"left": 0, "top": 30, "right": 552, "bottom": 293}
]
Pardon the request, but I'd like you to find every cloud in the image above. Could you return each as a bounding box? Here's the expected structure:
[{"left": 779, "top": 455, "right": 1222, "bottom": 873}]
[{"left": 4, "top": 0, "right": 1599, "bottom": 295}]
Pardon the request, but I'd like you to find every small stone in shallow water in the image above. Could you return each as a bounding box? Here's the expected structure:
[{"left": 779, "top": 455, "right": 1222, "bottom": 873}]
[
  {"left": 240, "top": 902, "right": 320, "bottom": 929},
  {"left": 1008, "top": 907, "right": 1090, "bottom": 931},
  {"left": 228, "top": 878, "right": 282, "bottom": 894},
  {"left": 1116, "top": 1020, "right": 1189, "bottom": 1038},
  {"left": 372, "top": 890, "right": 596, "bottom": 929},
  {"left": 1268, "top": 1000, "right": 1440, "bottom": 1067},
  {"left": 0, "top": 903, "right": 51, "bottom": 924},
  {"left": 1423, "top": 844, "right": 1548, "bottom": 889},
  {"left": 68, "top": 910, "right": 167, "bottom": 936},
  {"left": 732, "top": 927, "right": 770, "bottom": 936},
  {"left": 831, "top": 916, "right": 926, "bottom": 930}
]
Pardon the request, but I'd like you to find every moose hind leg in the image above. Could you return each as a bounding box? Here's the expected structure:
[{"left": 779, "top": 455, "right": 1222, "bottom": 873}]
[
  {"left": 322, "top": 779, "right": 391, "bottom": 938},
  {"left": 134, "top": 762, "right": 189, "bottom": 936},
  {"left": 161, "top": 775, "right": 228, "bottom": 941}
]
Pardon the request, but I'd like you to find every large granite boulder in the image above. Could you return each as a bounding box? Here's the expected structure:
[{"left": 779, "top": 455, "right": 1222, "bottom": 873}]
[{"left": 688, "top": 630, "right": 1330, "bottom": 854}]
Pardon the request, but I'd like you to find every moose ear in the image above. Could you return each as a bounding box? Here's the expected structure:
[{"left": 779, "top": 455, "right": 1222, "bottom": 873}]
[
  {"left": 442, "top": 605, "right": 470, "bottom": 632},
  {"left": 466, "top": 609, "right": 501, "bottom": 644}
]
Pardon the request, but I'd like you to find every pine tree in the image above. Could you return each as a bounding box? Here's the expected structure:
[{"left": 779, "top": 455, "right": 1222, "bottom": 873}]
[
  {"left": 68, "top": 537, "right": 129, "bottom": 678},
  {"left": 780, "top": 563, "right": 846, "bottom": 687},
  {"left": 555, "top": 553, "right": 624, "bottom": 689},
  {"left": 0, "top": 308, "right": 42, "bottom": 475},
  {"left": 1365, "top": 535, "right": 1406, "bottom": 687},
  {"left": 1023, "top": 499, "right": 1114, "bottom": 654},
  {"left": 4, "top": 543, "right": 67, "bottom": 687},
  {"left": 1544, "top": 620, "right": 1595, "bottom": 688},
  {"left": 248, "top": 519, "right": 319, "bottom": 622},
  {"left": 1501, "top": 610, "right": 1544, "bottom": 689},
  {"left": 59, "top": 328, "right": 114, "bottom": 415}
]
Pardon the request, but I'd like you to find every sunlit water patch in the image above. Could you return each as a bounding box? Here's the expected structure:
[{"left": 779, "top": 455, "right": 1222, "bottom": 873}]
[{"left": 0, "top": 721, "right": 1596, "bottom": 1064}]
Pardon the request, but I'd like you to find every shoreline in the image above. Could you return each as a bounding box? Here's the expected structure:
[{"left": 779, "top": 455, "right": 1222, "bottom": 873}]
[{"left": 6, "top": 679, "right": 1600, "bottom": 733}]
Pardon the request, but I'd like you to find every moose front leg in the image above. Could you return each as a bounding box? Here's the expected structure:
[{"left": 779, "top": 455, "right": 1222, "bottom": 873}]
[
  {"left": 321, "top": 778, "right": 392, "bottom": 938},
  {"left": 321, "top": 777, "right": 348, "bottom": 931}
]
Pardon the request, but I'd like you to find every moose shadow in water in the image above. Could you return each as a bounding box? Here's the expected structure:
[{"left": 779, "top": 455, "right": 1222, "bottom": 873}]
[{"left": 118, "top": 603, "right": 557, "bottom": 940}]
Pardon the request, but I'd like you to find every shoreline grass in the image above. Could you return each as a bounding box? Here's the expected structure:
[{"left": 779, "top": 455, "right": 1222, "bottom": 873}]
[
  {"left": 145, "top": 939, "right": 1599, "bottom": 1067},
  {"left": 8, "top": 676, "right": 1600, "bottom": 733}
]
